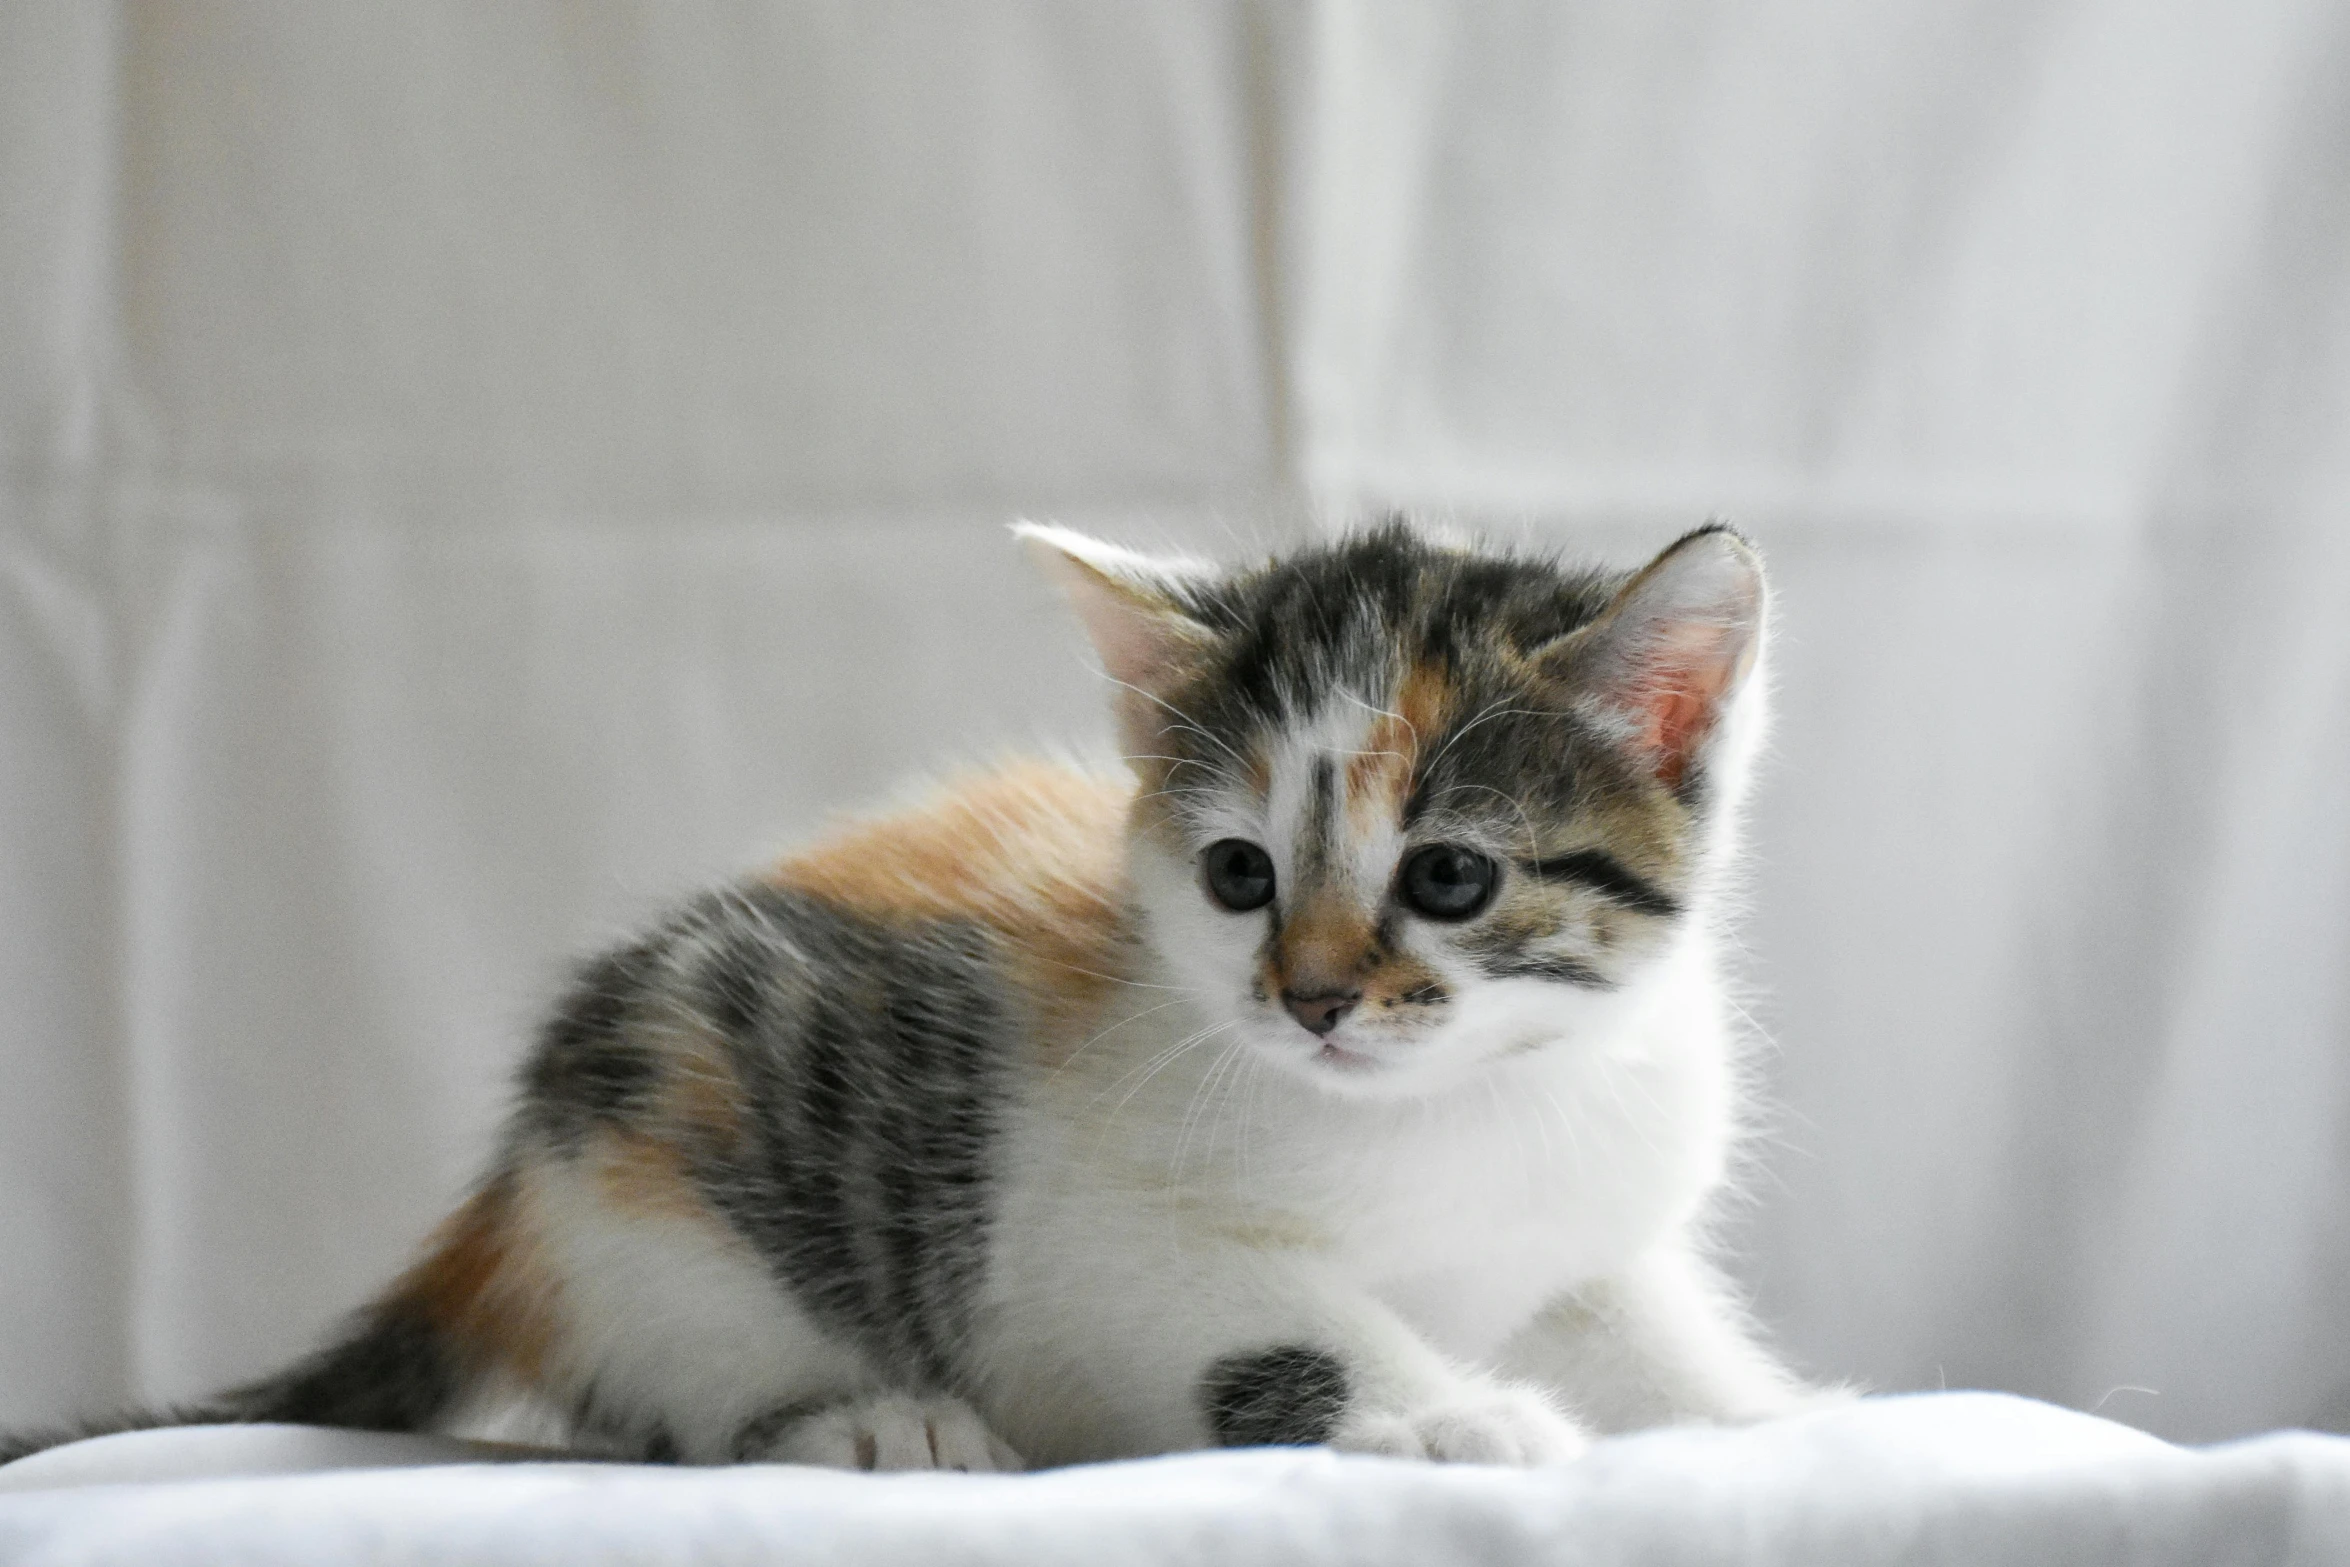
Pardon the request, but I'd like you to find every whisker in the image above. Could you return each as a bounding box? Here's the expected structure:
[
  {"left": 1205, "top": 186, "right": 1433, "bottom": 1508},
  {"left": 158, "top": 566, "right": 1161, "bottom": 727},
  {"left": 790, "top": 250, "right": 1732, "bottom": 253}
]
[
  {"left": 1425, "top": 700, "right": 1548, "bottom": 770},
  {"left": 1333, "top": 686, "right": 1419, "bottom": 748},
  {"left": 1172, "top": 1038, "right": 1249, "bottom": 1184},
  {"left": 1423, "top": 780, "right": 1544, "bottom": 861},
  {"left": 1044, "top": 994, "right": 1200, "bottom": 1083},
  {"left": 1096, "top": 1018, "right": 1238, "bottom": 1126}
]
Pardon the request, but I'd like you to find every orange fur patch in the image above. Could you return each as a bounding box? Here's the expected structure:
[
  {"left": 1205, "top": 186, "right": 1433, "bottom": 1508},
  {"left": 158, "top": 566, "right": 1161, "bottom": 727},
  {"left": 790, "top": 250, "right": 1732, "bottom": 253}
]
[
  {"left": 593, "top": 1129, "right": 711, "bottom": 1223},
  {"left": 392, "top": 1176, "right": 560, "bottom": 1381},
  {"left": 765, "top": 761, "right": 1135, "bottom": 1058},
  {"left": 1267, "top": 894, "right": 1380, "bottom": 997},
  {"left": 1263, "top": 895, "right": 1445, "bottom": 1015},
  {"left": 1361, "top": 941, "right": 1446, "bottom": 1008},
  {"left": 1347, "top": 659, "right": 1451, "bottom": 822},
  {"left": 663, "top": 1045, "right": 749, "bottom": 1157}
]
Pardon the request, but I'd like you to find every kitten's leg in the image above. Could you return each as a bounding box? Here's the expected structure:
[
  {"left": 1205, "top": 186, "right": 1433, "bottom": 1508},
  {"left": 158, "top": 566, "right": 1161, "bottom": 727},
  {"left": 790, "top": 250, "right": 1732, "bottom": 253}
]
[
  {"left": 1189, "top": 1280, "right": 1590, "bottom": 1464},
  {"left": 987, "top": 1235, "right": 1587, "bottom": 1465},
  {"left": 730, "top": 1392, "right": 1022, "bottom": 1472},
  {"left": 514, "top": 1154, "right": 1028, "bottom": 1471},
  {"left": 1495, "top": 1242, "right": 1821, "bottom": 1433},
  {"left": 1275, "top": 1341, "right": 1585, "bottom": 1465}
]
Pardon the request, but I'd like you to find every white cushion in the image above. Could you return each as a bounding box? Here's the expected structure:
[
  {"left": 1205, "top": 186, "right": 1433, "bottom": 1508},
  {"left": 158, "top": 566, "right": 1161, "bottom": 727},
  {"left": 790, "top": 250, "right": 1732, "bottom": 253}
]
[{"left": 2, "top": 1394, "right": 2345, "bottom": 1566}]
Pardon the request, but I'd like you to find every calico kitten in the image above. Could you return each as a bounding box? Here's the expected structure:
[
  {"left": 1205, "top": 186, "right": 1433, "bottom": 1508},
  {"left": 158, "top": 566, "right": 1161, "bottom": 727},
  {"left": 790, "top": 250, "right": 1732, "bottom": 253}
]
[{"left": 3, "top": 519, "right": 1815, "bottom": 1471}]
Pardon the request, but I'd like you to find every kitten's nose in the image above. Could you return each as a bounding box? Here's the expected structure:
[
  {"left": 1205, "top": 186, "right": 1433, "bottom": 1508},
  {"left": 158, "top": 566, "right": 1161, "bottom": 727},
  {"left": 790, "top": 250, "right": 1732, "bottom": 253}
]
[{"left": 1282, "top": 988, "right": 1361, "bottom": 1036}]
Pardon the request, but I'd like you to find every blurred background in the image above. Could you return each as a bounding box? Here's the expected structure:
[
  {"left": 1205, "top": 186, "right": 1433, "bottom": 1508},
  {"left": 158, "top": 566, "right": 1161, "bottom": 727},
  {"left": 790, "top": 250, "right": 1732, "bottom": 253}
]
[{"left": 4, "top": 1, "right": 2346, "bottom": 1445}]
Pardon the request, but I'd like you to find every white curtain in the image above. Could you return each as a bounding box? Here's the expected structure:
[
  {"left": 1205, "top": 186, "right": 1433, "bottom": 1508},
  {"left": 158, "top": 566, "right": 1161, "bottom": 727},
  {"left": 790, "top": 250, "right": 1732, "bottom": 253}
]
[{"left": 4, "top": 1, "right": 2343, "bottom": 1445}]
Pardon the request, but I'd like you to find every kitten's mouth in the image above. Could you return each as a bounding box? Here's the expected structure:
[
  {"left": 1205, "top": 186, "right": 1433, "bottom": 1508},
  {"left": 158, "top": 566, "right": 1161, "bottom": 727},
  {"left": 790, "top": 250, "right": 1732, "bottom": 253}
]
[{"left": 1314, "top": 1040, "right": 1376, "bottom": 1071}]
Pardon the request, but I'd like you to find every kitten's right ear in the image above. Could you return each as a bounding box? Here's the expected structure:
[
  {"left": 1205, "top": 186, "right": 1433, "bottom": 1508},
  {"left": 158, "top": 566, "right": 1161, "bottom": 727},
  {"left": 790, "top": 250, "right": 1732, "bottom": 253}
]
[{"left": 1015, "top": 524, "right": 1221, "bottom": 713}]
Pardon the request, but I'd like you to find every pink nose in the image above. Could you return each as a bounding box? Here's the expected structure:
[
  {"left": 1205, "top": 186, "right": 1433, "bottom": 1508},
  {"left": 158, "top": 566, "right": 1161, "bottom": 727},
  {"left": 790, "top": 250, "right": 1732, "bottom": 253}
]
[{"left": 1282, "top": 988, "right": 1361, "bottom": 1036}]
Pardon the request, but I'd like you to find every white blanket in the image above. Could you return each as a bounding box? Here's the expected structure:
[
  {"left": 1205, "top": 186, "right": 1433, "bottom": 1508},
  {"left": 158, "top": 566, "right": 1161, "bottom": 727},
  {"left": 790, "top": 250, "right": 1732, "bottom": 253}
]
[{"left": 4, "top": 1395, "right": 2345, "bottom": 1566}]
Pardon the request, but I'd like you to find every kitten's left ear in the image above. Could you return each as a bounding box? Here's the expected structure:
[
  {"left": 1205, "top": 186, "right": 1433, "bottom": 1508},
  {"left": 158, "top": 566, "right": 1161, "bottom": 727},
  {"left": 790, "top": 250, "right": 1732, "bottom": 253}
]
[
  {"left": 1534, "top": 524, "right": 1767, "bottom": 791},
  {"left": 1015, "top": 523, "right": 1222, "bottom": 744}
]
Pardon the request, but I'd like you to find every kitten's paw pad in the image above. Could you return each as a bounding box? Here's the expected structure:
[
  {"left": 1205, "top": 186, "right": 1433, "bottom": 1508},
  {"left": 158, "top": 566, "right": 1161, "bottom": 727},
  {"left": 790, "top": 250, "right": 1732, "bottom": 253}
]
[
  {"left": 1333, "top": 1385, "right": 1587, "bottom": 1466},
  {"left": 748, "top": 1394, "right": 1022, "bottom": 1473}
]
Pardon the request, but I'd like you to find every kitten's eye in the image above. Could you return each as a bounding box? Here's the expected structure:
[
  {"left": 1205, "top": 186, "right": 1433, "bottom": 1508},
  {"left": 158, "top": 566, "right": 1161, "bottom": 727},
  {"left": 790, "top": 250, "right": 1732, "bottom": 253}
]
[
  {"left": 1201, "top": 839, "right": 1276, "bottom": 912},
  {"left": 1398, "top": 845, "right": 1499, "bottom": 921}
]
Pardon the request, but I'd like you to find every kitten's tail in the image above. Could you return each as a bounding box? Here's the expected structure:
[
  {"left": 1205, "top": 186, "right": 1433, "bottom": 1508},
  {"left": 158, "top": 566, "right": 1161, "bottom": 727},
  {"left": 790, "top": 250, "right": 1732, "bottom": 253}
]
[
  {"left": 0, "top": 1301, "right": 467, "bottom": 1466},
  {"left": 2, "top": 1177, "right": 544, "bottom": 1467}
]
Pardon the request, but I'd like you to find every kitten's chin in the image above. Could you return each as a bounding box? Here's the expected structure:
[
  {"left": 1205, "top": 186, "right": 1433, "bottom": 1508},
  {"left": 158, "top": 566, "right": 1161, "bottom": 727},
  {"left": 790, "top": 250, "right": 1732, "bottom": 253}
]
[
  {"left": 1299, "top": 1038, "right": 1398, "bottom": 1097},
  {"left": 1312, "top": 1040, "right": 1378, "bottom": 1073},
  {"left": 1250, "top": 992, "right": 1625, "bottom": 1100},
  {"left": 1249, "top": 1025, "right": 1458, "bottom": 1102}
]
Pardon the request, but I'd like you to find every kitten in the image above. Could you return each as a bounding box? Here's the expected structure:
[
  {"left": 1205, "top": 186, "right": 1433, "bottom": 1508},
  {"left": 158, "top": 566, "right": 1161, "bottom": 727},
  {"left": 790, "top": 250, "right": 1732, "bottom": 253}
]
[{"left": 3, "top": 519, "right": 1816, "bottom": 1471}]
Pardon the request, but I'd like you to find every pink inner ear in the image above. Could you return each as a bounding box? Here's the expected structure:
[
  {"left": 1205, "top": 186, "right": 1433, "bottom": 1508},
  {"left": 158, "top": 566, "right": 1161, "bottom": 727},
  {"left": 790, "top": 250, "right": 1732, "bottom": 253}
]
[
  {"left": 1544, "top": 528, "right": 1765, "bottom": 789},
  {"left": 1624, "top": 618, "right": 1750, "bottom": 788},
  {"left": 1023, "top": 535, "right": 1204, "bottom": 700},
  {"left": 1641, "top": 674, "right": 1721, "bottom": 788}
]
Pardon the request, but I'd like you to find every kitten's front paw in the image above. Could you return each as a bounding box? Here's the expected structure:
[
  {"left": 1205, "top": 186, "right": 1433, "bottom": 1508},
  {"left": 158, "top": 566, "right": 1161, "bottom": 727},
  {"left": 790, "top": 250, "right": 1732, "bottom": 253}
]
[
  {"left": 1332, "top": 1383, "right": 1587, "bottom": 1466},
  {"left": 742, "top": 1393, "right": 1022, "bottom": 1473}
]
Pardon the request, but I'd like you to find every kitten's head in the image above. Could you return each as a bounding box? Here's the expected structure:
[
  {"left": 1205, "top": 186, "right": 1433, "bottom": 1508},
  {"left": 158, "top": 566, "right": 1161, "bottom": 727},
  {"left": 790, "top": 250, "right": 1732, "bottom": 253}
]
[{"left": 1022, "top": 519, "right": 1767, "bottom": 1101}]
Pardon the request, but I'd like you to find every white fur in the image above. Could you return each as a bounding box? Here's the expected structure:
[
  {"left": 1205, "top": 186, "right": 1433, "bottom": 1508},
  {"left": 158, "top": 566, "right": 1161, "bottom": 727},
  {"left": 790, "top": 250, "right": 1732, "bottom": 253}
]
[
  {"left": 761, "top": 1393, "right": 1021, "bottom": 1472},
  {"left": 488, "top": 1166, "right": 1023, "bottom": 1469},
  {"left": 973, "top": 911, "right": 1773, "bottom": 1462},
  {"left": 519, "top": 1160, "right": 876, "bottom": 1462}
]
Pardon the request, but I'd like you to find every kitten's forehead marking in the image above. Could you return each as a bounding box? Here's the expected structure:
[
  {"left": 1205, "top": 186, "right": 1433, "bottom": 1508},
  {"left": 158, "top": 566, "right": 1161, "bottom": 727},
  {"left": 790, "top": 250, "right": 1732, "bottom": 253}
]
[
  {"left": 1265, "top": 694, "right": 1375, "bottom": 895},
  {"left": 1299, "top": 756, "right": 1339, "bottom": 885},
  {"left": 1249, "top": 667, "right": 1486, "bottom": 1007},
  {"left": 1258, "top": 672, "right": 1441, "bottom": 921},
  {"left": 1343, "top": 660, "right": 1450, "bottom": 828}
]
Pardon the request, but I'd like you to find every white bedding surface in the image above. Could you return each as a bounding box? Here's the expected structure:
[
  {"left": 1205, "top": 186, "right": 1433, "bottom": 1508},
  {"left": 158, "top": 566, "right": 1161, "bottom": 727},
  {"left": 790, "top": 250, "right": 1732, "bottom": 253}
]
[{"left": 3, "top": 1394, "right": 2344, "bottom": 1566}]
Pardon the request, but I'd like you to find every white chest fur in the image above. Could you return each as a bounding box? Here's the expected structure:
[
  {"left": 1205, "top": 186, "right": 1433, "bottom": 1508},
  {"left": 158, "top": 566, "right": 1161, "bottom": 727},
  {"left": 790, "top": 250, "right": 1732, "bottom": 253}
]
[
  {"left": 1263, "top": 1016, "right": 1728, "bottom": 1360},
  {"left": 1006, "top": 937, "right": 1740, "bottom": 1370}
]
